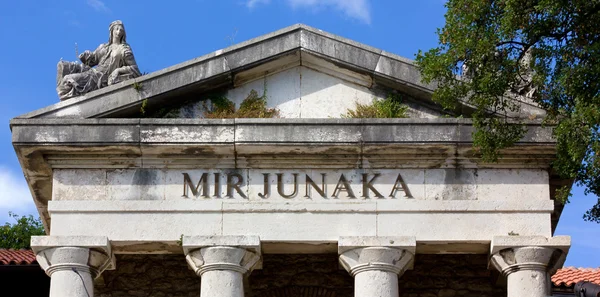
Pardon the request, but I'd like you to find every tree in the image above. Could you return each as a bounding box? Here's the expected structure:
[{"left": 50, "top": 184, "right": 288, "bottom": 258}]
[
  {"left": 416, "top": 0, "right": 600, "bottom": 222},
  {"left": 0, "top": 212, "right": 45, "bottom": 249}
]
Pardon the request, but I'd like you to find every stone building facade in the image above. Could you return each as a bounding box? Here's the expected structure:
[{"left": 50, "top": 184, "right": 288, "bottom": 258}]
[{"left": 12, "top": 24, "right": 570, "bottom": 297}]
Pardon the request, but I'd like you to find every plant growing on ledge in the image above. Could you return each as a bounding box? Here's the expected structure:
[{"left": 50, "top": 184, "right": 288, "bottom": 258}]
[
  {"left": 204, "top": 89, "right": 279, "bottom": 119},
  {"left": 342, "top": 94, "right": 409, "bottom": 118}
]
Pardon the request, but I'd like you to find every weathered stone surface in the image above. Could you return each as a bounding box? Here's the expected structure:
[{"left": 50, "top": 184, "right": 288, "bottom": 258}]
[
  {"left": 32, "top": 236, "right": 115, "bottom": 297},
  {"left": 56, "top": 20, "right": 141, "bottom": 101},
  {"left": 51, "top": 168, "right": 549, "bottom": 202},
  {"left": 16, "top": 24, "right": 547, "bottom": 120},
  {"left": 226, "top": 31, "right": 300, "bottom": 69},
  {"left": 424, "top": 169, "right": 476, "bottom": 201},
  {"left": 301, "top": 30, "right": 382, "bottom": 72},
  {"left": 182, "top": 238, "right": 261, "bottom": 297},
  {"left": 139, "top": 119, "right": 235, "bottom": 144},
  {"left": 95, "top": 255, "right": 199, "bottom": 297},
  {"left": 11, "top": 118, "right": 555, "bottom": 147},
  {"left": 46, "top": 198, "right": 554, "bottom": 252},
  {"left": 375, "top": 51, "right": 436, "bottom": 93},
  {"left": 11, "top": 119, "right": 140, "bottom": 144},
  {"left": 338, "top": 236, "right": 417, "bottom": 255},
  {"left": 489, "top": 236, "right": 570, "bottom": 297},
  {"left": 490, "top": 235, "right": 571, "bottom": 255},
  {"left": 339, "top": 238, "right": 416, "bottom": 297}
]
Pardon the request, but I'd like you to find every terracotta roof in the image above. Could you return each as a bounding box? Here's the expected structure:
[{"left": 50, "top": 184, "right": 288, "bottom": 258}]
[
  {"left": 0, "top": 249, "right": 37, "bottom": 265},
  {"left": 553, "top": 267, "right": 600, "bottom": 287}
]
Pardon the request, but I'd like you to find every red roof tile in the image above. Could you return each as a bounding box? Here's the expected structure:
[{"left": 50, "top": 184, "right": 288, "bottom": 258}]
[
  {"left": 0, "top": 249, "right": 37, "bottom": 265},
  {"left": 552, "top": 267, "right": 600, "bottom": 287}
]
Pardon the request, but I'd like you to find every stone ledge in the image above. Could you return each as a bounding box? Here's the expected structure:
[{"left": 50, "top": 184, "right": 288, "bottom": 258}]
[
  {"left": 490, "top": 236, "right": 571, "bottom": 255},
  {"left": 182, "top": 235, "right": 261, "bottom": 256},
  {"left": 338, "top": 236, "right": 417, "bottom": 254},
  {"left": 11, "top": 118, "right": 555, "bottom": 146},
  {"left": 31, "top": 235, "right": 115, "bottom": 270},
  {"left": 47, "top": 200, "right": 555, "bottom": 213}
]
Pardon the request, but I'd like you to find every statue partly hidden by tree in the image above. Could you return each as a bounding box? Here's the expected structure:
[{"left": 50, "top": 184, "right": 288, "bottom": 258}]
[
  {"left": 56, "top": 20, "right": 141, "bottom": 101},
  {"left": 416, "top": 0, "right": 600, "bottom": 222}
]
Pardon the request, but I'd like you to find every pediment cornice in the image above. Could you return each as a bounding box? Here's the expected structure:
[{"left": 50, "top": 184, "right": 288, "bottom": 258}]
[{"left": 17, "top": 24, "right": 439, "bottom": 119}]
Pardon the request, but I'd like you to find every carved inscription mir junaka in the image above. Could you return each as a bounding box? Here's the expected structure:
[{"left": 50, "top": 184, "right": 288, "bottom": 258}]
[{"left": 182, "top": 171, "right": 413, "bottom": 200}]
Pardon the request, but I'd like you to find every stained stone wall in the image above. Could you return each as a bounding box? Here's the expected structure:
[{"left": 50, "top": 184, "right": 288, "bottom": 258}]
[
  {"left": 95, "top": 255, "right": 199, "bottom": 297},
  {"left": 400, "top": 255, "right": 506, "bottom": 297},
  {"left": 94, "top": 254, "right": 505, "bottom": 297},
  {"left": 248, "top": 254, "right": 354, "bottom": 297}
]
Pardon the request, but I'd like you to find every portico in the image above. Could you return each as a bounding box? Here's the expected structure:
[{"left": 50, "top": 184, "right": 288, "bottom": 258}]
[{"left": 12, "top": 24, "right": 570, "bottom": 297}]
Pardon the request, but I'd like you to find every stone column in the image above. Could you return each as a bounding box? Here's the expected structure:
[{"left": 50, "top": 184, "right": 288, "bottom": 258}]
[
  {"left": 183, "top": 236, "right": 261, "bottom": 297},
  {"left": 490, "top": 236, "right": 570, "bottom": 297},
  {"left": 338, "top": 236, "right": 416, "bottom": 297},
  {"left": 31, "top": 236, "right": 114, "bottom": 297}
]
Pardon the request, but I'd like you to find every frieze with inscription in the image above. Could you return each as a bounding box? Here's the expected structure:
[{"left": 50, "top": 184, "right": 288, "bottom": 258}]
[
  {"left": 51, "top": 168, "right": 549, "bottom": 202},
  {"left": 182, "top": 171, "right": 413, "bottom": 200}
]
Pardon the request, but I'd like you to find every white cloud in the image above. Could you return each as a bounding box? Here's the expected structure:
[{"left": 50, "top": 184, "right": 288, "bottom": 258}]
[
  {"left": 247, "top": 0, "right": 271, "bottom": 8},
  {"left": 87, "top": 0, "right": 110, "bottom": 12},
  {"left": 0, "top": 167, "right": 35, "bottom": 214},
  {"left": 287, "top": 0, "right": 371, "bottom": 23},
  {"left": 245, "top": 0, "right": 371, "bottom": 23}
]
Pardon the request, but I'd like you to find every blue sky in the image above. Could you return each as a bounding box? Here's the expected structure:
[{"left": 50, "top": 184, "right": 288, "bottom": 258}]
[{"left": 0, "top": 0, "right": 598, "bottom": 267}]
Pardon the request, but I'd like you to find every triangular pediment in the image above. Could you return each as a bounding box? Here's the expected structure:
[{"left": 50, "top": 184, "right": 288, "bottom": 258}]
[
  {"left": 15, "top": 24, "right": 471, "bottom": 120},
  {"left": 17, "top": 24, "right": 547, "bottom": 120}
]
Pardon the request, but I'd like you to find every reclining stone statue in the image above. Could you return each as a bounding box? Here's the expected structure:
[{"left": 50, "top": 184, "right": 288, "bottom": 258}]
[{"left": 56, "top": 20, "right": 141, "bottom": 101}]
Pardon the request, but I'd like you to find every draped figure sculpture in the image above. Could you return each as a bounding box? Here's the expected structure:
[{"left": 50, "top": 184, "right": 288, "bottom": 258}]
[{"left": 56, "top": 20, "right": 141, "bottom": 101}]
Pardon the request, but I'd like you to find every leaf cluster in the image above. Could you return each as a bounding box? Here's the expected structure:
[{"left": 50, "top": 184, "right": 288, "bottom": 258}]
[
  {"left": 0, "top": 212, "right": 45, "bottom": 249},
  {"left": 342, "top": 94, "right": 409, "bottom": 118},
  {"left": 416, "top": 0, "right": 600, "bottom": 222},
  {"left": 204, "top": 90, "right": 279, "bottom": 119}
]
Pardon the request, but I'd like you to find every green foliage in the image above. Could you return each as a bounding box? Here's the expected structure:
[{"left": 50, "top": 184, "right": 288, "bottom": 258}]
[
  {"left": 342, "top": 94, "right": 409, "bottom": 118},
  {"left": 132, "top": 81, "right": 143, "bottom": 92},
  {"left": 204, "top": 89, "right": 279, "bottom": 119},
  {"left": 416, "top": 0, "right": 600, "bottom": 222},
  {"left": 140, "top": 99, "right": 148, "bottom": 116},
  {"left": 0, "top": 212, "right": 45, "bottom": 249}
]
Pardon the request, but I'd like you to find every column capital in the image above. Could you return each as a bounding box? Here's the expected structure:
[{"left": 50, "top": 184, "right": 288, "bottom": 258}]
[
  {"left": 489, "top": 236, "right": 571, "bottom": 276},
  {"left": 182, "top": 235, "right": 261, "bottom": 276},
  {"left": 31, "top": 236, "right": 114, "bottom": 278},
  {"left": 338, "top": 236, "right": 416, "bottom": 277}
]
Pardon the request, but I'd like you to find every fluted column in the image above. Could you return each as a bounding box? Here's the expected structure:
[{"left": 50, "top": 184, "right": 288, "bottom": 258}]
[
  {"left": 183, "top": 236, "right": 261, "bottom": 297},
  {"left": 31, "top": 236, "right": 114, "bottom": 297},
  {"left": 490, "top": 236, "right": 570, "bottom": 297},
  {"left": 338, "top": 236, "right": 416, "bottom": 297}
]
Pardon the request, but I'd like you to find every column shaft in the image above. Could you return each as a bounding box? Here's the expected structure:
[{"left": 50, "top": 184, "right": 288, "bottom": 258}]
[
  {"left": 338, "top": 237, "right": 416, "bottom": 297},
  {"left": 49, "top": 268, "right": 94, "bottom": 297},
  {"left": 355, "top": 270, "right": 399, "bottom": 297},
  {"left": 200, "top": 270, "right": 244, "bottom": 297},
  {"left": 32, "top": 237, "right": 113, "bottom": 297},
  {"left": 490, "top": 236, "right": 570, "bottom": 297},
  {"left": 506, "top": 270, "right": 551, "bottom": 297},
  {"left": 183, "top": 236, "right": 262, "bottom": 297}
]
